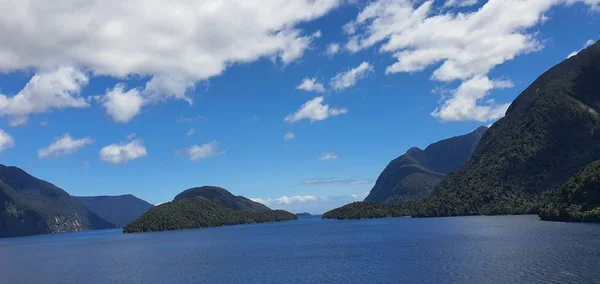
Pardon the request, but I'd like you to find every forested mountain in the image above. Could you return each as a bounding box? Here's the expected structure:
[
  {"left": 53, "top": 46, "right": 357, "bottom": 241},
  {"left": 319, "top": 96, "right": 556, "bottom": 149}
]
[
  {"left": 174, "top": 186, "right": 270, "bottom": 211},
  {"left": 74, "top": 195, "right": 154, "bottom": 228},
  {"left": 124, "top": 186, "right": 295, "bottom": 233},
  {"left": 415, "top": 40, "right": 600, "bottom": 217},
  {"left": 540, "top": 160, "right": 600, "bottom": 222},
  {"left": 0, "top": 165, "right": 115, "bottom": 238},
  {"left": 365, "top": 126, "right": 486, "bottom": 202}
]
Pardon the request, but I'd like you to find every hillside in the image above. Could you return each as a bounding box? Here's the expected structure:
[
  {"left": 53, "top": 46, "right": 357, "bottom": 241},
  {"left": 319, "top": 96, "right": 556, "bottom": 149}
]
[
  {"left": 415, "top": 40, "right": 600, "bottom": 217},
  {"left": 174, "top": 186, "right": 270, "bottom": 211},
  {"left": 124, "top": 186, "right": 295, "bottom": 233},
  {"left": 0, "top": 165, "right": 115, "bottom": 238},
  {"left": 74, "top": 195, "right": 154, "bottom": 228},
  {"left": 365, "top": 127, "right": 486, "bottom": 202},
  {"left": 539, "top": 160, "right": 600, "bottom": 222}
]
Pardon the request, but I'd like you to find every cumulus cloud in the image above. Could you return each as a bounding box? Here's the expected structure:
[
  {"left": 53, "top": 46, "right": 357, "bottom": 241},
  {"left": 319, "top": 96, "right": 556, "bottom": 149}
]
[
  {"left": 431, "top": 76, "right": 513, "bottom": 122},
  {"left": 567, "top": 39, "right": 596, "bottom": 58},
  {"left": 0, "top": 129, "right": 15, "bottom": 153},
  {"left": 330, "top": 62, "right": 373, "bottom": 90},
  {"left": 285, "top": 96, "right": 348, "bottom": 123},
  {"left": 326, "top": 43, "right": 341, "bottom": 56},
  {"left": 296, "top": 78, "right": 325, "bottom": 92},
  {"left": 252, "top": 195, "right": 319, "bottom": 205},
  {"left": 344, "top": 0, "right": 600, "bottom": 122},
  {"left": 445, "top": 0, "right": 479, "bottom": 7},
  {"left": 0, "top": 66, "right": 89, "bottom": 126},
  {"left": 186, "top": 141, "right": 223, "bottom": 161},
  {"left": 100, "top": 139, "right": 147, "bottom": 164},
  {"left": 319, "top": 152, "right": 338, "bottom": 160},
  {"left": 38, "top": 134, "right": 93, "bottom": 158},
  {"left": 284, "top": 132, "right": 296, "bottom": 141},
  {"left": 98, "top": 84, "right": 144, "bottom": 123},
  {"left": 301, "top": 177, "right": 373, "bottom": 185},
  {"left": 0, "top": 1, "right": 340, "bottom": 79}
]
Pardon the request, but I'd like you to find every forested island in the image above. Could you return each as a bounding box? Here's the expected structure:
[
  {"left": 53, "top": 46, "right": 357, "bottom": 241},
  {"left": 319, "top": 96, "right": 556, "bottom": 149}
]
[{"left": 124, "top": 186, "right": 297, "bottom": 233}]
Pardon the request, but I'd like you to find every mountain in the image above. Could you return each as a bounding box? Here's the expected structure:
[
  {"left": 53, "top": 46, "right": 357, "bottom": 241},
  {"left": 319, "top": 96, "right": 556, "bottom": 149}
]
[
  {"left": 295, "top": 212, "right": 312, "bottom": 217},
  {"left": 364, "top": 126, "right": 487, "bottom": 202},
  {"left": 73, "top": 195, "right": 154, "bottom": 228},
  {"left": 124, "top": 186, "right": 295, "bottom": 233},
  {"left": 539, "top": 160, "right": 600, "bottom": 222},
  {"left": 0, "top": 165, "right": 115, "bottom": 238},
  {"left": 415, "top": 40, "right": 600, "bottom": 217},
  {"left": 174, "top": 186, "right": 270, "bottom": 211}
]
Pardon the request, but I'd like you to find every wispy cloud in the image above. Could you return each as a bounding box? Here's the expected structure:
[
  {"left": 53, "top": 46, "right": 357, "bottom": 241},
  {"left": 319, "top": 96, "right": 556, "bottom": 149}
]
[
  {"left": 284, "top": 97, "right": 348, "bottom": 123},
  {"left": 38, "top": 134, "right": 93, "bottom": 159},
  {"left": 301, "top": 177, "right": 373, "bottom": 185},
  {"left": 251, "top": 191, "right": 370, "bottom": 214},
  {"left": 330, "top": 62, "right": 373, "bottom": 91},
  {"left": 186, "top": 141, "right": 224, "bottom": 161},
  {"left": 284, "top": 132, "right": 295, "bottom": 141},
  {"left": 319, "top": 152, "right": 338, "bottom": 161}
]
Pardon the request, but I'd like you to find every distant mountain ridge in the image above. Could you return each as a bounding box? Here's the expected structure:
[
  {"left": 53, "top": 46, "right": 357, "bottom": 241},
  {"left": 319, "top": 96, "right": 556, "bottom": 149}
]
[
  {"left": 74, "top": 195, "right": 154, "bottom": 228},
  {"left": 364, "top": 126, "right": 487, "bottom": 202},
  {"left": 174, "top": 186, "right": 270, "bottom": 211},
  {"left": 0, "top": 165, "right": 115, "bottom": 238}
]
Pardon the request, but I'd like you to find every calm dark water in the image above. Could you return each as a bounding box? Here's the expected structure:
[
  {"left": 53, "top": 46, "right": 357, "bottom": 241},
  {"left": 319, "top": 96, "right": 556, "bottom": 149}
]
[{"left": 1, "top": 215, "right": 600, "bottom": 284}]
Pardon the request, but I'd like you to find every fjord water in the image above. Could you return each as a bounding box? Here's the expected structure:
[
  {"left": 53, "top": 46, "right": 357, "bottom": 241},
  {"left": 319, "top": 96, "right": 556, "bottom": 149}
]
[{"left": 1, "top": 215, "right": 599, "bottom": 284}]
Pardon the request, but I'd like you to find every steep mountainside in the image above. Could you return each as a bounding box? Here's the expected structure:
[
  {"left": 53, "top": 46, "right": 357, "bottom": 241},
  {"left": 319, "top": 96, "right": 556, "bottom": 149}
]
[
  {"left": 74, "top": 195, "right": 154, "bottom": 228},
  {"left": 124, "top": 187, "right": 295, "bottom": 233},
  {"left": 365, "top": 126, "right": 487, "bottom": 202},
  {"left": 540, "top": 160, "right": 600, "bottom": 222},
  {"left": 416, "top": 40, "right": 600, "bottom": 216},
  {"left": 174, "top": 186, "right": 270, "bottom": 211},
  {"left": 0, "top": 165, "right": 115, "bottom": 238}
]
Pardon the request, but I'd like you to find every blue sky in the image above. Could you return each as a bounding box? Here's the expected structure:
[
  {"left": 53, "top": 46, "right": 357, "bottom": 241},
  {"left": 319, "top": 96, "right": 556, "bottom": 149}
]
[{"left": 0, "top": 0, "right": 598, "bottom": 214}]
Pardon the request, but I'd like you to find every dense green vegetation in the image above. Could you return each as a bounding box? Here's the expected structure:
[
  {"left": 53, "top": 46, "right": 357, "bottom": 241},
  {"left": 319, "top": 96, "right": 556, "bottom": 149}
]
[
  {"left": 540, "top": 160, "right": 600, "bottom": 222},
  {"left": 414, "top": 41, "right": 600, "bottom": 217},
  {"left": 295, "top": 212, "right": 312, "bottom": 217},
  {"left": 0, "top": 165, "right": 115, "bottom": 238},
  {"left": 326, "top": 41, "right": 600, "bottom": 221},
  {"left": 174, "top": 186, "right": 270, "bottom": 211},
  {"left": 74, "top": 195, "right": 154, "bottom": 228},
  {"left": 322, "top": 201, "right": 415, "bottom": 220},
  {"left": 365, "top": 127, "right": 486, "bottom": 202},
  {"left": 124, "top": 197, "right": 296, "bottom": 233}
]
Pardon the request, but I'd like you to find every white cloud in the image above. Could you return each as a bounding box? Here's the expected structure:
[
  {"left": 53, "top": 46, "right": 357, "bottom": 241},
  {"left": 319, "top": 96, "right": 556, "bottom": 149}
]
[
  {"left": 330, "top": 61, "right": 373, "bottom": 90},
  {"left": 319, "top": 152, "right": 338, "bottom": 160},
  {"left": 38, "top": 134, "right": 93, "bottom": 158},
  {"left": 567, "top": 39, "right": 596, "bottom": 58},
  {"left": 284, "top": 132, "right": 296, "bottom": 140},
  {"left": 343, "top": 0, "right": 600, "bottom": 122},
  {"left": 98, "top": 84, "right": 144, "bottom": 123},
  {"left": 0, "top": 66, "right": 89, "bottom": 126},
  {"left": 251, "top": 191, "right": 369, "bottom": 214},
  {"left": 285, "top": 96, "right": 348, "bottom": 123},
  {"left": 326, "top": 43, "right": 341, "bottom": 56},
  {"left": 186, "top": 141, "right": 223, "bottom": 161},
  {"left": 0, "top": 1, "right": 340, "bottom": 80},
  {"left": 0, "top": 129, "right": 15, "bottom": 153},
  {"left": 431, "top": 76, "right": 513, "bottom": 122},
  {"left": 296, "top": 78, "right": 325, "bottom": 92},
  {"left": 126, "top": 133, "right": 136, "bottom": 140},
  {"left": 301, "top": 177, "right": 373, "bottom": 185},
  {"left": 187, "top": 128, "right": 195, "bottom": 137},
  {"left": 252, "top": 195, "right": 319, "bottom": 205},
  {"left": 100, "top": 139, "right": 147, "bottom": 164},
  {"left": 445, "top": 0, "right": 479, "bottom": 7}
]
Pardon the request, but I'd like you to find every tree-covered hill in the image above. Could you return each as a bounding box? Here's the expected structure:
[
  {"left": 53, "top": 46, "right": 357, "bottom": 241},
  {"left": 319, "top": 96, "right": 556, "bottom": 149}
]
[
  {"left": 413, "top": 40, "right": 600, "bottom": 217},
  {"left": 124, "top": 197, "right": 296, "bottom": 233},
  {"left": 539, "top": 160, "right": 600, "bottom": 222},
  {"left": 174, "top": 186, "right": 270, "bottom": 211}
]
